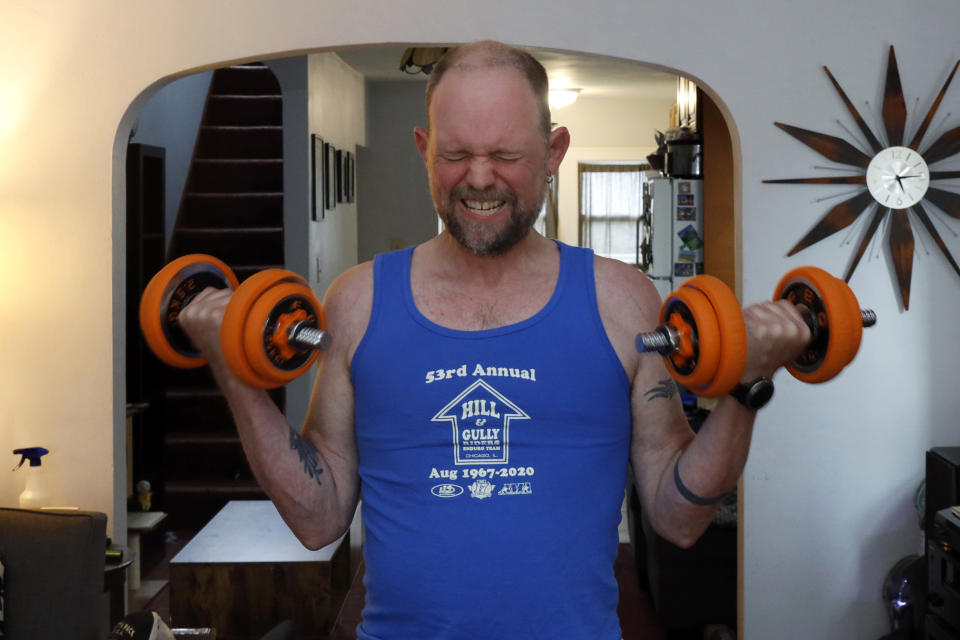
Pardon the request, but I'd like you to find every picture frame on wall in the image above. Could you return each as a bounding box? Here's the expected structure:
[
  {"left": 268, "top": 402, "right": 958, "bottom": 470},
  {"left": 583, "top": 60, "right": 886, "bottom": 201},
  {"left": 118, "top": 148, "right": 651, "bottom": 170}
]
[
  {"left": 350, "top": 151, "right": 356, "bottom": 202},
  {"left": 324, "top": 142, "right": 336, "bottom": 210},
  {"left": 335, "top": 148, "right": 344, "bottom": 203},
  {"left": 345, "top": 151, "right": 355, "bottom": 203},
  {"left": 310, "top": 134, "right": 324, "bottom": 221}
]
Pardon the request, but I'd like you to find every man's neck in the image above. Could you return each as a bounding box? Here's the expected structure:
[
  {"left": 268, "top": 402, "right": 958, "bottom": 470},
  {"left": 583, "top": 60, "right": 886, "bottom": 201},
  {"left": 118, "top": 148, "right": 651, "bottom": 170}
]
[
  {"left": 424, "top": 229, "right": 555, "bottom": 285},
  {"left": 409, "top": 229, "right": 561, "bottom": 331}
]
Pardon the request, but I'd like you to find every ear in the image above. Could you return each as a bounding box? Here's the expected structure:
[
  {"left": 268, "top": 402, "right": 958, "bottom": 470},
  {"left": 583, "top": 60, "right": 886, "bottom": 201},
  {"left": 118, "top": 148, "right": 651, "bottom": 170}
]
[
  {"left": 413, "top": 126, "right": 430, "bottom": 165},
  {"left": 546, "top": 126, "right": 570, "bottom": 176}
]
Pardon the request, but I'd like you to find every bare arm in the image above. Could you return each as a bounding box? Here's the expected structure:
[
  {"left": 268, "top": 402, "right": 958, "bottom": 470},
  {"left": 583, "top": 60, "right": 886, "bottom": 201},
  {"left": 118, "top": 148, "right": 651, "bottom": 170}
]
[
  {"left": 595, "top": 257, "right": 808, "bottom": 547},
  {"left": 177, "top": 263, "right": 372, "bottom": 549}
]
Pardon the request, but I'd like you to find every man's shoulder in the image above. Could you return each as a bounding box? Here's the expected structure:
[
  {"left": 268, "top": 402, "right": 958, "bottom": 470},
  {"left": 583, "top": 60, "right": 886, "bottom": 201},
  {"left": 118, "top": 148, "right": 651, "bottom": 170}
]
[
  {"left": 323, "top": 261, "right": 375, "bottom": 341},
  {"left": 592, "top": 255, "right": 661, "bottom": 314},
  {"left": 588, "top": 255, "right": 662, "bottom": 379},
  {"left": 326, "top": 260, "right": 373, "bottom": 300}
]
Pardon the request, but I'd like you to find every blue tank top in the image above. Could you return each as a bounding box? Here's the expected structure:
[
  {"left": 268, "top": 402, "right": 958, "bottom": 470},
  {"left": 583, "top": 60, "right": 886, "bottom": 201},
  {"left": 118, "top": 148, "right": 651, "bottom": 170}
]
[{"left": 351, "top": 241, "right": 631, "bottom": 640}]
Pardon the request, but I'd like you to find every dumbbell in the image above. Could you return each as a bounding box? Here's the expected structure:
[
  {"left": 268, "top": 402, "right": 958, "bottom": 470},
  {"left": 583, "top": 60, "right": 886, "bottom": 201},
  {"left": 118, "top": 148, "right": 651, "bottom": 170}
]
[
  {"left": 139, "top": 254, "right": 331, "bottom": 389},
  {"left": 635, "top": 266, "right": 876, "bottom": 397}
]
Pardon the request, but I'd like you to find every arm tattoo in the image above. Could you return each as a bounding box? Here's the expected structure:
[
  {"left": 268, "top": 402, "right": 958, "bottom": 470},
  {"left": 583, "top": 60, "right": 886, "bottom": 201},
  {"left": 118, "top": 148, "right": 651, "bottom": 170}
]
[
  {"left": 644, "top": 378, "right": 679, "bottom": 402},
  {"left": 289, "top": 426, "right": 324, "bottom": 487}
]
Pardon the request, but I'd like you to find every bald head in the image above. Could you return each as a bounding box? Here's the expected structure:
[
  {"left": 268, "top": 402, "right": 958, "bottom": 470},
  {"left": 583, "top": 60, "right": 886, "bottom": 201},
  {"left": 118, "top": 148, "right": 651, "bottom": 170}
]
[{"left": 424, "top": 41, "right": 552, "bottom": 140}]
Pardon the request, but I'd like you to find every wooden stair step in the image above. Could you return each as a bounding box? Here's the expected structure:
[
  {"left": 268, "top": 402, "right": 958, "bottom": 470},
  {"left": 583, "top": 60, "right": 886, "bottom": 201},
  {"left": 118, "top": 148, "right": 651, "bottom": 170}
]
[
  {"left": 160, "top": 389, "right": 234, "bottom": 432},
  {"left": 164, "top": 432, "right": 254, "bottom": 482},
  {"left": 165, "top": 431, "right": 240, "bottom": 445},
  {"left": 210, "top": 65, "right": 281, "bottom": 95},
  {"left": 230, "top": 264, "right": 287, "bottom": 282},
  {"left": 205, "top": 95, "right": 282, "bottom": 126},
  {"left": 196, "top": 126, "right": 283, "bottom": 159},
  {"left": 170, "top": 228, "right": 283, "bottom": 264},
  {"left": 160, "top": 384, "right": 284, "bottom": 421},
  {"left": 165, "top": 479, "right": 265, "bottom": 496},
  {"left": 188, "top": 159, "right": 283, "bottom": 192},
  {"left": 180, "top": 192, "right": 283, "bottom": 228},
  {"left": 161, "top": 366, "right": 217, "bottom": 389}
]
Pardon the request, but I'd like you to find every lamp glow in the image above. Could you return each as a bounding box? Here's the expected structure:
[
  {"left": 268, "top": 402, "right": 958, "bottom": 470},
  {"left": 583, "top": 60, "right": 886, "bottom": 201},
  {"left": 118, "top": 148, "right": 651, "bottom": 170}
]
[{"left": 548, "top": 88, "right": 580, "bottom": 108}]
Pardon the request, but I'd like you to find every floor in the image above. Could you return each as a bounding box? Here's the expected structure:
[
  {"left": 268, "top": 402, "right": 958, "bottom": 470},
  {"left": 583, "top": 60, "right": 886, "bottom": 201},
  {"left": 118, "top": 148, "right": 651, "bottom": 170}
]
[{"left": 138, "top": 533, "right": 668, "bottom": 639}]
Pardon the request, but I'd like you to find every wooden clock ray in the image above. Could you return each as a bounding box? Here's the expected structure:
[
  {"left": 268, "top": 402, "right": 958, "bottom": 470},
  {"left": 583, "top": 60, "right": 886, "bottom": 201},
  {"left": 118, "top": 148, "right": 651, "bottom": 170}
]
[{"left": 765, "top": 46, "right": 960, "bottom": 310}]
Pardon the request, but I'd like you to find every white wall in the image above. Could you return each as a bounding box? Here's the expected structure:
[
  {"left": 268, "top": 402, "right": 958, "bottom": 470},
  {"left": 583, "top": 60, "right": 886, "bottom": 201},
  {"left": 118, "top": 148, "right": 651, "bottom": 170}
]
[
  {"left": 275, "top": 52, "right": 366, "bottom": 428},
  {"left": 358, "top": 80, "right": 436, "bottom": 262},
  {"left": 129, "top": 71, "right": 212, "bottom": 242},
  {"left": 1, "top": 2, "right": 958, "bottom": 637},
  {"left": 551, "top": 94, "right": 673, "bottom": 244},
  {"left": 308, "top": 53, "right": 365, "bottom": 298},
  {"left": 266, "top": 55, "right": 313, "bottom": 427}
]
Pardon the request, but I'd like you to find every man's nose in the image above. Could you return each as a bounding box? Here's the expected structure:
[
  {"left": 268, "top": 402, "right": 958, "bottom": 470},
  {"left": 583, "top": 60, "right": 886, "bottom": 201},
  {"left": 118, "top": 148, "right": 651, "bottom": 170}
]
[{"left": 465, "top": 156, "right": 495, "bottom": 190}]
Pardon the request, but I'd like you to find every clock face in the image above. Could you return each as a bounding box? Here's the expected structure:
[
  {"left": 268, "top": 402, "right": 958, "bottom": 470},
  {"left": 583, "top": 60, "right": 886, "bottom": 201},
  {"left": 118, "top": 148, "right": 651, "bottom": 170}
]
[{"left": 865, "top": 146, "right": 930, "bottom": 209}]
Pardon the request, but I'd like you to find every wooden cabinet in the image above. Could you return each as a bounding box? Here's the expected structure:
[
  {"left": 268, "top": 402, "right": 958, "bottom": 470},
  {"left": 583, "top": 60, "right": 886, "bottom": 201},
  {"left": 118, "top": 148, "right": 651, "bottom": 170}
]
[{"left": 170, "top": 501, "right": 351, "bottom": 639}]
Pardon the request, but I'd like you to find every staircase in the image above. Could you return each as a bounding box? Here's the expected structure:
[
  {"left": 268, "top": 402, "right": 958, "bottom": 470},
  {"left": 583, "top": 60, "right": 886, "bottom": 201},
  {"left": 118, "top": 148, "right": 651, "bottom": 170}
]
[{"left": 160, "top": 63, "right": 285, "bottom": 532}]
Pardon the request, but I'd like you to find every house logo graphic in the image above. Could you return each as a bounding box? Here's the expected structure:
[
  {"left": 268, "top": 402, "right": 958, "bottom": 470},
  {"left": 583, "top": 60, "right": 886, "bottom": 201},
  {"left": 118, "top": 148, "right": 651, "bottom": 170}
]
[{"left": 431, "top": 378, "right": 530, "bottom": 465}]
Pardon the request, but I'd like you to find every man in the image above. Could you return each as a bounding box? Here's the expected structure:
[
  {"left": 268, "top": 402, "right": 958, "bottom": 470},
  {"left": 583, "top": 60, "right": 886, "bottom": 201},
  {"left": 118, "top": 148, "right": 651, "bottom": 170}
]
[{"left": 179, "top": 41, "right": 808, "bottom": 639}]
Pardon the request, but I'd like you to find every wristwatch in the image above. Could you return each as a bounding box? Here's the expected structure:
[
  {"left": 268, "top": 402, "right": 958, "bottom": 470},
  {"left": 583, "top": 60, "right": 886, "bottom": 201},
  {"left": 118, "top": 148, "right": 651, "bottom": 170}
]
[{"left": 730, "top": 377, "right": 775, "bottom": 410}]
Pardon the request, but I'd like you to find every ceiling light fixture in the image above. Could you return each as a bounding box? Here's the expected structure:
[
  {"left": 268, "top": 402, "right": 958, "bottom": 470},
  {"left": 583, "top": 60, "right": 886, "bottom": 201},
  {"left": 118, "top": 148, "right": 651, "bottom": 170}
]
[
  {"left": 399, "top": 47, "right": 449, "bottom": 76},
  {"left": 548, "top": 88, "right": 581, "bottom": 108}
]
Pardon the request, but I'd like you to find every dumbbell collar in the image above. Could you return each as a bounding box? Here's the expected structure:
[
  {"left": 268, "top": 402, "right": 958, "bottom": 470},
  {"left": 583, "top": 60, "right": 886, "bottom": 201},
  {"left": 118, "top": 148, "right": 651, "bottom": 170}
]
[
  {"left": 288, "top": 322, "right": 332, "bottom": 351},
  {"left": 635, "top": 325, "right": 681, "bottom": 355}
]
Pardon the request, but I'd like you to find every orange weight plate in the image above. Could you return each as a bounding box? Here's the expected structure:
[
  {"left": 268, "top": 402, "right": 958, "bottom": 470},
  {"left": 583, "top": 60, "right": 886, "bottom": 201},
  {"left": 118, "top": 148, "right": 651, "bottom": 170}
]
[
  {"left": 242, "top": 282, "right": 324, "bottom": 388},
  {"left": 660, "top": 285, "right": 722, "bottom": 390},
  {"left": 774, "top": 266, "right": 858, "bottom": 384},
  {"left": 683, "top": 275, "right": 746, "bottom": 397},
  {"left": 139, "top": 254, "right": 238, "bottom": 369},
  {"left": 221, "top": 269, "right": 310, "bottom": 388}
]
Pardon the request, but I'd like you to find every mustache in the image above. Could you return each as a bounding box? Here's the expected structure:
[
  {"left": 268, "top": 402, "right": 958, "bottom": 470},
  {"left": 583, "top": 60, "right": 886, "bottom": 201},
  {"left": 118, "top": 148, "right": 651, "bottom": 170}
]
[{"left": 449, "top": 186, "right": 517, "bottom": 203}]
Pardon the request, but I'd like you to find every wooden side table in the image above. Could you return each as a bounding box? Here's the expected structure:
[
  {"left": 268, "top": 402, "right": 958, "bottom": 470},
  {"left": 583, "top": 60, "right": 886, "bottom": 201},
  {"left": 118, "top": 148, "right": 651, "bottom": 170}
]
[{"left": 170, "top": 501, "right": 349, "bottom": 640}]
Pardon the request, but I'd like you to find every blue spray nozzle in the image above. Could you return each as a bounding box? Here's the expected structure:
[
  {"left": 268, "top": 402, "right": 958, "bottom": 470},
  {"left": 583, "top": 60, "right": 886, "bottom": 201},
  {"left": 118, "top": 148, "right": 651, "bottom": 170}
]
[{"left": 12, "top": 447, "right": 49, "bottom": 470}]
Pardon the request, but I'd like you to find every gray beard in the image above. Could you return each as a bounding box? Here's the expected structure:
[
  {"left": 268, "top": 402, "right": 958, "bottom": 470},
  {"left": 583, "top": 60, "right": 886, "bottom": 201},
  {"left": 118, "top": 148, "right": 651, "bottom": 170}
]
[{"left": 438, "top": 185, "right": 542, "bottom": 256}]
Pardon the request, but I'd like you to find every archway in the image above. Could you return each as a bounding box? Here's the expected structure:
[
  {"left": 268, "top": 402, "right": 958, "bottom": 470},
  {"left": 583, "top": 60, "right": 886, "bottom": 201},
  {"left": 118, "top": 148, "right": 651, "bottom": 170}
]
[{"left": 114, "top": 42, "right": 740, "bottom": 632}]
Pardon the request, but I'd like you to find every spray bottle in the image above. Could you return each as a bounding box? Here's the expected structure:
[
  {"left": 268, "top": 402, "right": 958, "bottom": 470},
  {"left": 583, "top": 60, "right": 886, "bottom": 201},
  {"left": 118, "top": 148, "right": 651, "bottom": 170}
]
[{"left": 12, "top": 447, "right": 50, "bottom": 508}]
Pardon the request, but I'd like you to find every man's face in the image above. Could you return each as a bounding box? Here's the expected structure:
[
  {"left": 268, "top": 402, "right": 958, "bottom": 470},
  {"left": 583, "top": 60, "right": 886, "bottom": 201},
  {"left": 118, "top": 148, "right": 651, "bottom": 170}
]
[{"left": 415, "top": 67, "right": 568, "bottom": 256}]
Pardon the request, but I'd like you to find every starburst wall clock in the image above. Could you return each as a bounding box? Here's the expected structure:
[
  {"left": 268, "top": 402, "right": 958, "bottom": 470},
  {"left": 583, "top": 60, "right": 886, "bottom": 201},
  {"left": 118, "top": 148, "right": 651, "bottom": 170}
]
[{"left": 764, "top": 46, "right": 960, "bottom": 310}]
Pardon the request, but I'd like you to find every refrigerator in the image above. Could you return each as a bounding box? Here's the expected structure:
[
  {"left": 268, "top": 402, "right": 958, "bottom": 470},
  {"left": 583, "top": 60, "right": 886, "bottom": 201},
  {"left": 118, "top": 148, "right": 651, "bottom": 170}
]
[{"left": 643, "top": 176, "right": 705, "bottom": 300}]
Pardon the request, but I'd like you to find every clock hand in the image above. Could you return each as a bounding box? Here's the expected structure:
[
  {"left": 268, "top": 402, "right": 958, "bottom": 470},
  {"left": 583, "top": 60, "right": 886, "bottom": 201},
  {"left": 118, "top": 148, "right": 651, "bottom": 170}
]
[{"left": 895, "top": 175, "right": 904, "bottom": 192}]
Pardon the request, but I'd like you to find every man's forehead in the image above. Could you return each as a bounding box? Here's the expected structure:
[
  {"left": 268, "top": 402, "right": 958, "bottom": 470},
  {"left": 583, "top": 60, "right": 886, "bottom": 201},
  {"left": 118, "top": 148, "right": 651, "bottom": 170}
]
[
  {"left": 429, "top": 66, "right": 537, "bottom": 125},
  {"left": 435, "top": 64, "right": 529, "bottom": 95}
]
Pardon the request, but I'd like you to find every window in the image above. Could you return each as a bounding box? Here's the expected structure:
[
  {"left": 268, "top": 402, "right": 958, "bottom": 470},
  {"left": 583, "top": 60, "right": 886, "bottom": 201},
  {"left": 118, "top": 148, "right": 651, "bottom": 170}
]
[{"left": 578, "top": 163, "right": 650, "bottom": 267}]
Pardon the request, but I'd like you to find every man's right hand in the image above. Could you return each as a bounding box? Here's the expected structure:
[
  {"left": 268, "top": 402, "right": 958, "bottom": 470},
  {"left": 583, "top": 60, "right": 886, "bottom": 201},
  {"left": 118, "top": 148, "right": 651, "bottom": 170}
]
[{"left": 177, "top": 286, "right": 233, "bottom": 360}]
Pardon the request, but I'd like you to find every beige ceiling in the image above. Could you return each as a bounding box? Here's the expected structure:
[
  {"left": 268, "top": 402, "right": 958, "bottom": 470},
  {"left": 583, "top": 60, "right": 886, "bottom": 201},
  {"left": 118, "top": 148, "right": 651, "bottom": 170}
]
[{"left": 335, "top": 45, "right": 678, "bottom": 100}]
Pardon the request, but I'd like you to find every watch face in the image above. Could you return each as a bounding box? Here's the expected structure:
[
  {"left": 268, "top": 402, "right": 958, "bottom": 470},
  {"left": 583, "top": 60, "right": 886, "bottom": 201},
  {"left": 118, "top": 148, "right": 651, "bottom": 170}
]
[
  {"left": 748, "top": 379, "right": 775, "bottom": 409},
  {"left": 866, "top": 146, "right": 930, "bottom": 209}
]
